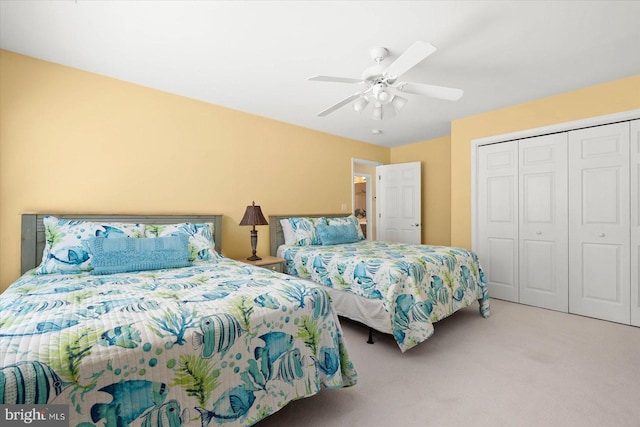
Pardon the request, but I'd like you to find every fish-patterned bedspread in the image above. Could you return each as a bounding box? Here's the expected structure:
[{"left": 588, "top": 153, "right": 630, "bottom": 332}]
[
  {"left": 0, "top": 258, "right": 357, "bottom": 427},
  {"left": 278, "top": 241, "right": 491, "bottom": 352}
]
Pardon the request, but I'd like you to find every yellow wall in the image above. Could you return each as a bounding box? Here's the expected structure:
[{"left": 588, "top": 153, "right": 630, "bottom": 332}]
[
  {"left": 450, "top": 74, "right": 640, "bottom": 249},
  {"left": 391, "top": 135, "right": 451, "bottom": 246},
  {"left": 0, "top": 50, "right": 390, "bottom": 292},
  {"left": 3, "top": 49, "right": 637, "bottom": 293}
]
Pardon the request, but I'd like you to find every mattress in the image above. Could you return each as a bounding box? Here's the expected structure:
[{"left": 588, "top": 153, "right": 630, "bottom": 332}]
[{"left": 278, "top": 240, "right": 490, "bottom": 352}]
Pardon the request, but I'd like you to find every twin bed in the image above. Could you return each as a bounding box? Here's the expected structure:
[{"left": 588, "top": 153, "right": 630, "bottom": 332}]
[
  {"left": 270, "top": 214, "right": 490, "bottom": 353},
  {"left": 0, "top": 214, "right": 357, "bottom": 427}
]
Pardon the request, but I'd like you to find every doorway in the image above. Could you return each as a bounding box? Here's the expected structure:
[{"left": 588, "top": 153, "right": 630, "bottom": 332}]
[
  {"left": 352, "top": 158, "right": 382, "bottom": 240},
  {"left": 353, "top": 173, "right": 371, "bottom": 238}
]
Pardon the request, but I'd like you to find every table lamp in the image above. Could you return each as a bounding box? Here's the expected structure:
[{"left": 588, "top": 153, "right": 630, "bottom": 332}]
[{"left": 239, "top": 201, "right": 269, "bottom": 260}]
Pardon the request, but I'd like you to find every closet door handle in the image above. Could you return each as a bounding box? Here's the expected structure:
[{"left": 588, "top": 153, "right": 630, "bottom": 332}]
[
  {"left": 598, "top": 233, "right": 606, "bottom": 237},
  {"left": 536, "top": 231, "right": 542, "bottom": 235}
]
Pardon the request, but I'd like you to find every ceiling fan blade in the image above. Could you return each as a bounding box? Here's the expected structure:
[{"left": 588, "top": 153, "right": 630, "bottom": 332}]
[
  {"left": 309, "top": 75, "right": 363, "bottom": 84},
  {"left": 382, "top": 41, "right": 437, "bottom": 81},
  {"left": 317, "top": 93, "right": 364, "bottom": 117},
  {"left": 396, "top": 82, "right": 464, "bottom": 101}
]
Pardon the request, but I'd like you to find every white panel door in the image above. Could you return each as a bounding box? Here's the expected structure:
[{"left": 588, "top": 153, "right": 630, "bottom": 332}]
[
  {"left": 568, "top": 122, "right": 630, "bottom": 324},
  {"left": 477, "top": 141, "right": 519, "bottom": 302},
  {"left": 518, "top": 133, "right": 568, "bottom": 312},
  {"left": 631, "top": 119, "right": 640, "bottom": 326},
  {"left": 376, "top": 162, "right": 421, "bottom": 244}
]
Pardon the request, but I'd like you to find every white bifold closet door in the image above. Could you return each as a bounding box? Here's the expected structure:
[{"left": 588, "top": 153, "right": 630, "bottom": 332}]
[
  {"left": 477, "top": 141, "right": 519, "bottom": 302},
  {"left": 477, "top": 135, "right": 568, "bottom": 307},
  {"left": 518, "top": 133, "right": 568, "bottom": 312},
  {"left": 568, "top": 122, "right": 630, "bottom": 324},
  {"left": 631, "top": 119, "right": 640, "bottom": 327}
]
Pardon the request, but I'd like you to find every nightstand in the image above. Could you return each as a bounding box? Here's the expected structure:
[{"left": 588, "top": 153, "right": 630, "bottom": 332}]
[{"left": 235, "top": 255, "right": 285, "bottom": 273}]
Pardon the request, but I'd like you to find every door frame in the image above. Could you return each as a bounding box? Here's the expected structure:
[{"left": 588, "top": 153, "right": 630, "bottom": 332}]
[{"left": 471, "top": 108, "right": 640, "bottom": 254}]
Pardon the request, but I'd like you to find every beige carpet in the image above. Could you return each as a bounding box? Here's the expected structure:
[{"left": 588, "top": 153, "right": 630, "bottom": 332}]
[{"left": 258, "top": 298, "right": 640, "bottom": 427}]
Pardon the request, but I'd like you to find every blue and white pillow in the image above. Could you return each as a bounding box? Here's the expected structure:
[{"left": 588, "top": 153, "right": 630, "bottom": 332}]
[
  {"left": 88, "top": 235, "right": 192, "bottom": 275},
  {"left": 288, "top": 217, "right": 327, "bottom": 246},
  {"left": 315, "top": 224, "right": 360, "bottom": 245},
  {"left": 144, "top": 222, "right": 220, "bottom": 262},
  {"left": 35, "top": 216, "right": 145, "bottom": 275},
  {"left": 327, "top": 215, "right": 365, "bottom": 241}
]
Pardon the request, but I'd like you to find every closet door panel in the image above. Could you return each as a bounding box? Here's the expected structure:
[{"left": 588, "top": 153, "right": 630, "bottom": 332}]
[
  {"left": 519, "top": 133, "right": 568, "bottom": 312},
  {"left": 521, "top": 240, "right": 555, "bottom": 291},
  {"left": 477, "top": 141, "right": 518, "bottom": 302},
  {"left": 631, "top": 119, "right": 640, "bottom": 326},
  {"left": 569, "top": 122, "right": 630, "bottom": 324}
]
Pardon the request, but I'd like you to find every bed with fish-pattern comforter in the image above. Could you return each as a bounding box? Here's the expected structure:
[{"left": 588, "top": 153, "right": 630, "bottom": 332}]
[
  {"left": 277, "top": 241, "right": 490, "bottom": 352},
  {"left": 0, "top": 259, "right": 357, "bottom": 426}
]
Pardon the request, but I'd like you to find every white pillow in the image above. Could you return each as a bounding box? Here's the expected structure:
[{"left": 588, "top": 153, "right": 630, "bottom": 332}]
[
  {"left": 281, "top": 219, "right": 296, "bottom": 245},
  {"left": 288, "top": 217, "right": 326, "bottom": 246}
]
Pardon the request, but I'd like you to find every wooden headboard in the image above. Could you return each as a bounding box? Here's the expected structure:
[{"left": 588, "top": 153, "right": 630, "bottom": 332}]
[
  {"left": 21, "top": 214, "right": 223, "bottom": 274},
  {"left": 268, "top": 213, "right": 349, "bottom": 257}
]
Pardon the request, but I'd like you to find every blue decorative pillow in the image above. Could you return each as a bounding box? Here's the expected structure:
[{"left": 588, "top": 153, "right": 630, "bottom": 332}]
[
  {"left": 288, "top": 217, "right": 327, "bottom": 246},
  {"left": 144, "top": 222, "right": 220, "bottom": 262},
  {"left": 327, "top": 215, "right": 365, "bottom": 241},
  {"left": 35, "top": 216, "right": 146, "bottom": 275},
  {"left": 316, "top": 224, "right": 360, "bottom": 245},
  {"left": 88, "top": 235, "right": 192, "bottom": 275}
]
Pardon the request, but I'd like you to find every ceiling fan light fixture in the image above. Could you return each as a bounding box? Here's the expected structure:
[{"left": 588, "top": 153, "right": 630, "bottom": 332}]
[
  {"left": 377, "top": 90, "right": 390, "bottom": 102},
  {"left": 372, "top": 103, "right": 383, "bottom": 121},
  {"left": 391, "top": 95, "right": 408, "bottom": 112},
  {"left": 353, "top": 96, "right": 369, "bottom": 113},
  {"left": 372, "top": 83, "right": 391, "bottom": 104}
]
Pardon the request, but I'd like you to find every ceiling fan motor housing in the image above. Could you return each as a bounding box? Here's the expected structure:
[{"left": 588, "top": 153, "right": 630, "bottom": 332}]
[
  {"left": 362, "top": 46, "right": 390, "bottom": 84},
  {"left": 361, "top": 65, "right": 387, "bottom": 84}
]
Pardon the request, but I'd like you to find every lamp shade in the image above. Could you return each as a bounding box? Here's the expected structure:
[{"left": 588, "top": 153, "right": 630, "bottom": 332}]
[{"left": 239, "top": 201, "right": 268, "bottom": 226}]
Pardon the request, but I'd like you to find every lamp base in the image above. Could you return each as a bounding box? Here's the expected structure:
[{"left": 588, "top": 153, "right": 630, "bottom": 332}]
[{"left": 247, "top": 228, "right": 262, "bottom": 261}]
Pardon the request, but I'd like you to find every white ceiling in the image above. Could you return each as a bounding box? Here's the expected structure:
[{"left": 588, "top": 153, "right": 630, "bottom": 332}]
[{"left": 1, "top": 1, "right": 639, "bottom": 148}]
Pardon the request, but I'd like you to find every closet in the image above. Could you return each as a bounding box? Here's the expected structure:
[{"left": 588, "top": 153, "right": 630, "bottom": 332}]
[{"left": 475, "top": 118, "right": 640, "bottom": 326}]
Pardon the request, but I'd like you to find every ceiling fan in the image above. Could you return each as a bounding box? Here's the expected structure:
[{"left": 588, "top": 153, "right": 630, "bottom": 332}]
[{"left": 309, "top": 41, "right": 463, "bottom": 120}]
